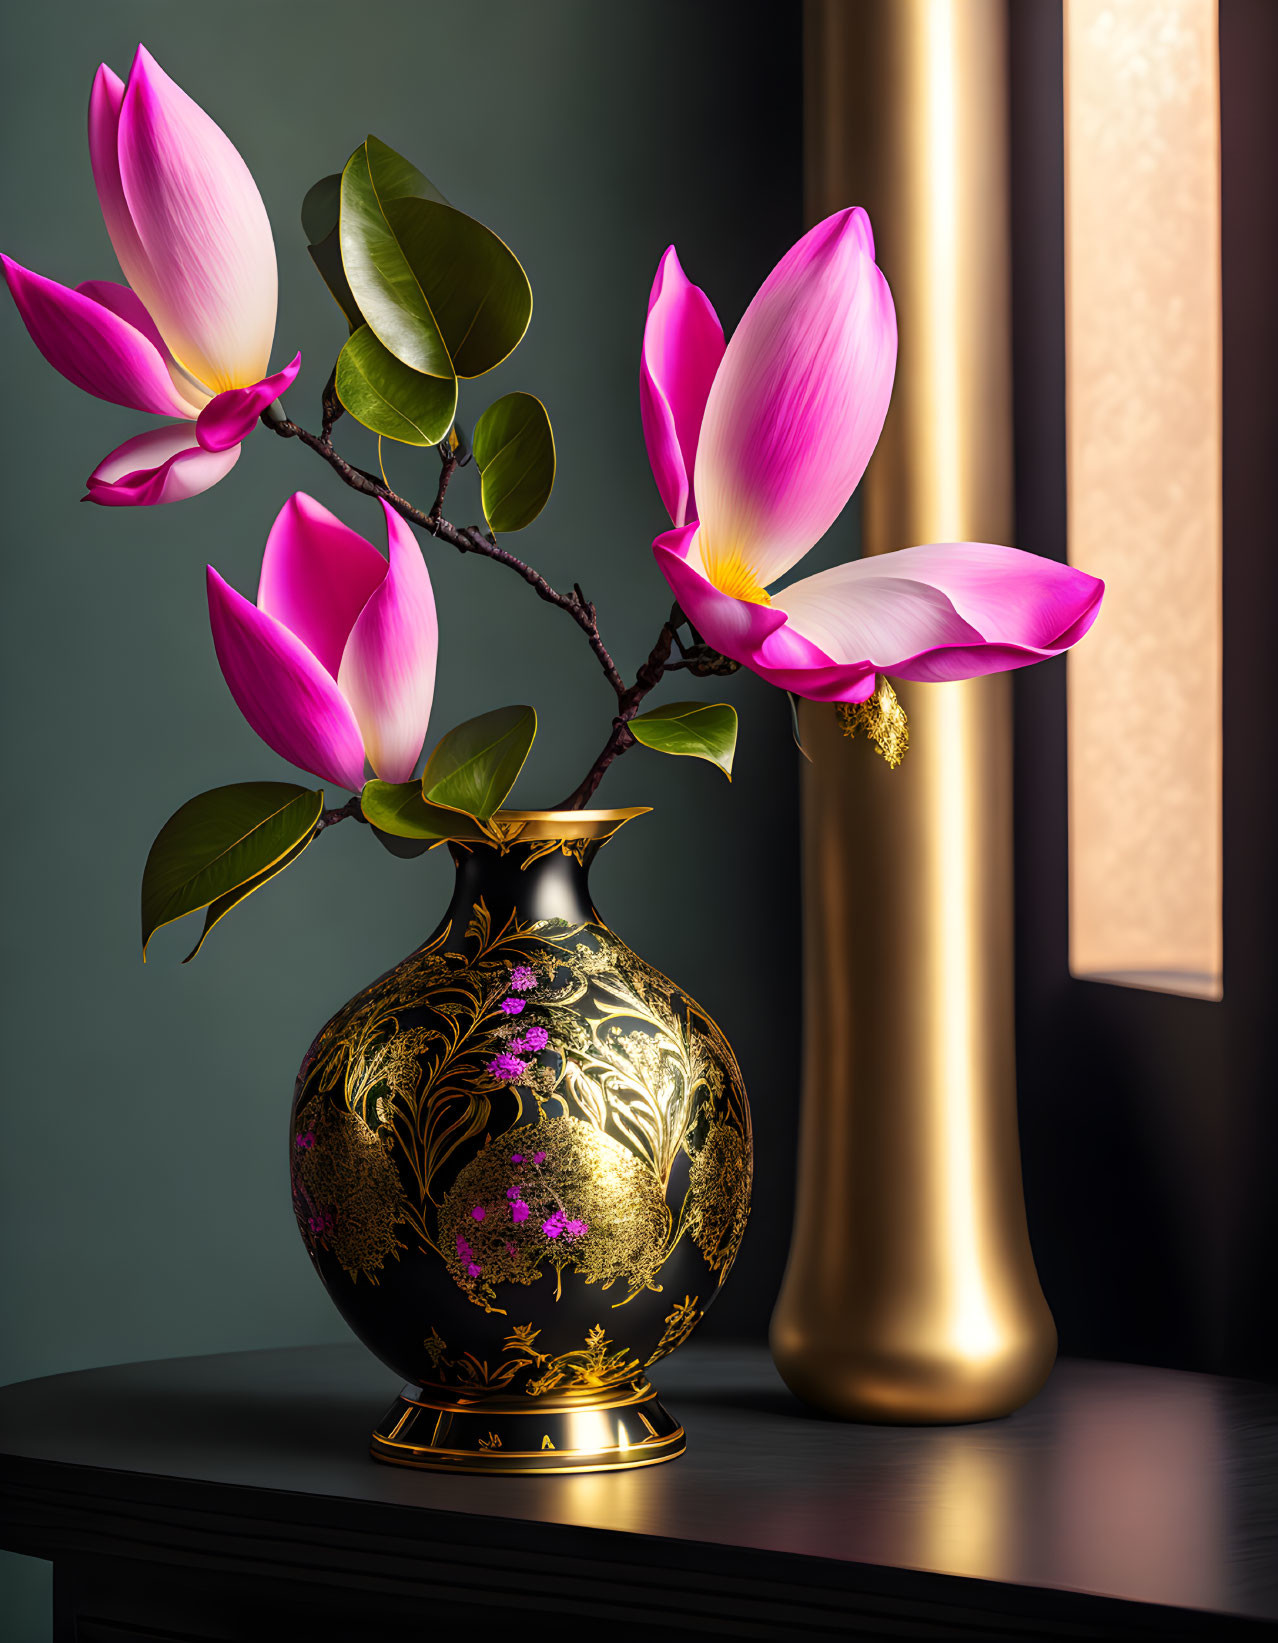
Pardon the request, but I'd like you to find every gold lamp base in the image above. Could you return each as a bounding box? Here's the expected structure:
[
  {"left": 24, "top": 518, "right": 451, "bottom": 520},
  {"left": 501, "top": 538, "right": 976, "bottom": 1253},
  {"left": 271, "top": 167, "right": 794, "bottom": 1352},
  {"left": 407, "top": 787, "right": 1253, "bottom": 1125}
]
[{"left": 369, "top": 1379, "right": 685, "bottom": 1475}]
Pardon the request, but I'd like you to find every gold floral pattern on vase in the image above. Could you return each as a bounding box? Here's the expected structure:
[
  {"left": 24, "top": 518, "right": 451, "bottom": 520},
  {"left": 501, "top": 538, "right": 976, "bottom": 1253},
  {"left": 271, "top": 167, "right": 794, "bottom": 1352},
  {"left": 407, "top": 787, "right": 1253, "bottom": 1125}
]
[{"left": 289, "top": 816, "right": 751, "bottom": 1469}]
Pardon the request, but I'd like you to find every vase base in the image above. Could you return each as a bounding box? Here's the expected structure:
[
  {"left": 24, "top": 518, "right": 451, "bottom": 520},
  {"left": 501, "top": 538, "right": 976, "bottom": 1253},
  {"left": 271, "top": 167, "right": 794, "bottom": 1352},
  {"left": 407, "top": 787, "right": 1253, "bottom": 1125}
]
[{"left": 369, "top": 1377, "right": 685, "bottom": 1474}]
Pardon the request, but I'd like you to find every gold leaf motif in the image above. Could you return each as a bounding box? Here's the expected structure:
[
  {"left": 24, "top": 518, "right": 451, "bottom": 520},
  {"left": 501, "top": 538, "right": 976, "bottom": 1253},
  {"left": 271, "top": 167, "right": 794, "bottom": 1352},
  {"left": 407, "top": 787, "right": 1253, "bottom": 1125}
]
[
  {"left": 292, "top": 1106, "right": 408, "bottom": 1281},
  {"left": 525, "top": 1323, "right": 643, "bottom": 1396},
  {"left": 439, "top": 1115, "right": 670, "bottom": 1310},
  {"left": 646, "top": 1295, "right": 701, "bottom": 1366},
  {"left": 837, "top": 677, "right": 910, "bottom": 768},
  {"left": 292, "top": 869, "right": 754, "bottom": 1396},
  {"left": 685, "top": 1119, "right": 751, "bottom": 1278}
]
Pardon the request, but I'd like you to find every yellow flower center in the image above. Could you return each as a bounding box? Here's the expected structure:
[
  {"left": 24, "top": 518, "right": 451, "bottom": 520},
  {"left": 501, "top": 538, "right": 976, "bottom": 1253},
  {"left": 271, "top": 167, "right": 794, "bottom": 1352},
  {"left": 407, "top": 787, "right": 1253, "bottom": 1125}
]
[{"left": 704, "top": 546, "right": 772, "bottom": 606}]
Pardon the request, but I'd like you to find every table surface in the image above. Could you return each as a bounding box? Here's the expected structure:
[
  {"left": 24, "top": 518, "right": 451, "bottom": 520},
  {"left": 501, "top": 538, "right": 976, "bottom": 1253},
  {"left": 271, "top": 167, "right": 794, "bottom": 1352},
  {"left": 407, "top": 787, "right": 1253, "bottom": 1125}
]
[{"left": 2, "top": 1342, "right": 1276, "bottom": 1638}]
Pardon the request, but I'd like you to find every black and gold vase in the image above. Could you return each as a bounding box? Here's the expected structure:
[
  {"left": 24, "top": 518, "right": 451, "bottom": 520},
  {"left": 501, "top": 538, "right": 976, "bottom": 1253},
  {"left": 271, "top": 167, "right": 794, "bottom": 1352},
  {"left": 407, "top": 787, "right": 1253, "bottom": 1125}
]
[{"left": 290, "top": 809, "right": 751, "bottom": 1473}]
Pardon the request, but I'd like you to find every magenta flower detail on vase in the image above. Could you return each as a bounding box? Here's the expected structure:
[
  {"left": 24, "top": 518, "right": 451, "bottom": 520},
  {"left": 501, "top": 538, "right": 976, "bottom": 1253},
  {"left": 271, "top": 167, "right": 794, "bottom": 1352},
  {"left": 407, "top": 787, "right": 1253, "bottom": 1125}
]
[
  {"left": 642, "top": 215, "right": 1103, "bottom": 701},
  {"left": 511, "top": 1200, "right": 530, "bottom": 1225},
  {"left": 509, "top": 1026, "right": 548, "bottom": 1056},
  {"left": 207, "top": 492, "right": 438, "bottom": 791},
  {"left": 509, "top": 966, "right": 538, "bottom": 993},
  {"left": 489, "top": 1054, "right": 530, "bottom": 1085},
  {"left": 564, "top": 1218, "right": 588, "bottom": 1238},
  {"left": 542, "top": 1213, "right": 565, "bottom": 1239},
  {"left": 470, "top": 1205, "right": 485, "bottom": 1222},
  {"left": 499, "top": 997, "right": 526, "bottom": 1016},
  {"left": 2, "top": 45, "right": 299, "bottom": 506}
]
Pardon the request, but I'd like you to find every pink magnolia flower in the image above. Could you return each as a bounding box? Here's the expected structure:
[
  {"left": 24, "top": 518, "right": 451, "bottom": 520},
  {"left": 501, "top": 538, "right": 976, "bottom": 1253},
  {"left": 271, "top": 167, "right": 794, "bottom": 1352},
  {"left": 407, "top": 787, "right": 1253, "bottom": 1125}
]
[
  {"left": 2, "top": 45, "right": 298, "bottom": 506},
  {"left": 642, "top": 214, "right": 1103, "bottom": 702},
  {"left": 207, "top": 493, "right": 438, "bottom": 791}
]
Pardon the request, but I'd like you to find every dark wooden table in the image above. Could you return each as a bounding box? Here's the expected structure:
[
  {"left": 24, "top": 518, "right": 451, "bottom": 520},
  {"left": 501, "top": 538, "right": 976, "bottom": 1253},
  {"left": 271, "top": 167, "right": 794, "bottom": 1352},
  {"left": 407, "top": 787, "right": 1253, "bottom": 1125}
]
[{"left": 1, "top": 1343, "right": 1274, "bottom": 1641}]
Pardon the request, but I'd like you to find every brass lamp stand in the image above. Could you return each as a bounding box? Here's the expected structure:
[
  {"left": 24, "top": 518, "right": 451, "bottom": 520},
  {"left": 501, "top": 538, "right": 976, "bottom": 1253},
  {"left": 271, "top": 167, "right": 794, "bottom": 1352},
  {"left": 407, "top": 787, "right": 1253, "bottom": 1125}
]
[{"left": 770, "top": 0, "right": 1057, "bottom": 1422}]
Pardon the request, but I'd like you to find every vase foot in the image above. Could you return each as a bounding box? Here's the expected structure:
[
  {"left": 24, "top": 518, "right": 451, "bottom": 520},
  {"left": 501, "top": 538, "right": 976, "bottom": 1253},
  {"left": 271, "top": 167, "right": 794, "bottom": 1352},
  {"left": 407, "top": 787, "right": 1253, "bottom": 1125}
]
[{"left": 369, "top": 1378, "right": 685, "bottom": 1474}]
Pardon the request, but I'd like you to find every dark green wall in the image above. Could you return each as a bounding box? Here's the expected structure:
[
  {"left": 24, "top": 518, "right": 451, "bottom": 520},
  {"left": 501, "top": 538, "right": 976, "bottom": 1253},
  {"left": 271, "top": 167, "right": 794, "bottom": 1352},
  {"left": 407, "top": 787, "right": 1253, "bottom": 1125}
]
[{"left": 0, "top": 1, "right": 805, "bottom": 1632}]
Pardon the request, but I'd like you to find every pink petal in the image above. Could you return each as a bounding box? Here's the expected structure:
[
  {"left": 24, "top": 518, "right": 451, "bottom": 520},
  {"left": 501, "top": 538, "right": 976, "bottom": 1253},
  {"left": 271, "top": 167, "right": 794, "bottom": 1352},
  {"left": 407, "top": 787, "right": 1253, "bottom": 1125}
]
[
  {"left": 640, "top": 247, "right": 724, "bottom": 527},
  {"left": 196, "top": 353, "right": 301, "bottom": 452},
  {"left": 257, "top": 493, "right": 388, "bottom": 679},
  {"left": 337, "top": 502, "right": 438, "bottom": 783},
  {"left": 85, "top": 424, "right": 240, "bottom": 507},
  {"left": 76, "top": 278, "right": 209, "bottom": 414},
  {"left": 207, "top": 566, "right": 366, "bottom": 790},
  {"left": 2, "top": 256, "right": 197, "bottom": 418},
  {"left": 76, "top": 279, "right": 164, "bottom": 357},
  {"left": 88, "top": 64, "right": 159, "bottom": 319},
  {"left": 117, "top": 46, "right": 276, "bottom": 394},
  {"left": 654, "top": 524, "right": 789, "bottom": 657},
  {"left": 693, "top": 208, "right": 897, "bottom": 590},
  {"left": 774, "top": 543, "right": 1104, "bottom": 682},
  {"left": 654, "top": 523, "right": 875, "bottom": 702}
]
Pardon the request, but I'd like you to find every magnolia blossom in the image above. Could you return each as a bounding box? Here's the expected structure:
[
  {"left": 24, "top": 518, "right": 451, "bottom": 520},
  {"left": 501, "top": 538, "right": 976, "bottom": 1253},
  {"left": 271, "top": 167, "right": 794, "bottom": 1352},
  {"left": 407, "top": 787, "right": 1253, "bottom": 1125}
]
[
  {"left": 642, "top": 215, "right": 1103, "bottom": 701},
  {"left": 207, "top": 493, "right": 438, "bottom": 791},
  {"left": 2, "top": 45, "right": 298, "bottom": 506}
]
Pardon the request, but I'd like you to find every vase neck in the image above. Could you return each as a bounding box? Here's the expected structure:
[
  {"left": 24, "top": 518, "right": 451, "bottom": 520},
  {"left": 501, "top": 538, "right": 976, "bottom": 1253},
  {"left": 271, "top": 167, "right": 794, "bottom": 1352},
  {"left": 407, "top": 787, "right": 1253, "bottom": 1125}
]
[{"left": 440, "top": 839, "right": 600, "bottom": 942}]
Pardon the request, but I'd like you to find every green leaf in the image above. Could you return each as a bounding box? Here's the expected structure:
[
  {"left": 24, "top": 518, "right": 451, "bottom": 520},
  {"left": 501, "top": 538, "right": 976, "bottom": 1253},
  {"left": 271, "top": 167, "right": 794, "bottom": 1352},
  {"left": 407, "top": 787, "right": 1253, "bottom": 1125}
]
[
  {"left": 471, "top": 393, "right": 556, "bottom": 532},
  {"left": 308, "top": 230, "right": 363, "bottom": 331},
  {"left": 421, "top": 705, "right": 537, "bottom": 822},
  {"left": 302, "top": 174, "right": 363, "bottom": 331},
  {"left": 141, "top": 782, "right": 323, "bottom": 959},
  {"left": 335, "top": 325, "right": 457, "bottom": 445},
  {"left": 381, "top": 197, "right": 532, "bottom": 378},
  {"left": 301, "top": 172, "right": 342, "bottom": 244},
  {"left": 364, "top": 134, "right": 448, "bottom": 207},
  {"left": 183, "top": 832, "right": 313, "bottom": 964},
  {"left": 629, "top": 702, "right": 738, "bottom": 779},
  {"left": 340, "top": 140, "right": 454, "bottom": 378},
  {"left": 360, "top": 780, "right": 486, "bottom": 841}
]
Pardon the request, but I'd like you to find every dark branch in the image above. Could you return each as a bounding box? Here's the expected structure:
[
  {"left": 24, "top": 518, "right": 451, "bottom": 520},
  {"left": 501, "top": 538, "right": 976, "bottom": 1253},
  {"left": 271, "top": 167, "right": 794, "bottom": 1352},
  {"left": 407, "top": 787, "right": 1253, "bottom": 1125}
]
[
  {"left": 430, "top": 447, "right": 457, "bottom": 521},
  {"left": 554, "top": 607, "right": 684, "bottom": 809},
  {"left": 265, "top": 414, "right": 626, "bottom": 700},
  {"left": 315, "top": 793, "right": 366, "bottom": 834}
]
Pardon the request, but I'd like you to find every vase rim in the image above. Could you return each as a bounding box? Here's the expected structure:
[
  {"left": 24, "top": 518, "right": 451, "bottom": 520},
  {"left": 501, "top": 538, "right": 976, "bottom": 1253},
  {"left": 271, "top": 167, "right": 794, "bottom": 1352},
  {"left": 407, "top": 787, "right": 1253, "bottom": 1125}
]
[{"left": 456, "top": 806, "right": 652, "bottom": 845}]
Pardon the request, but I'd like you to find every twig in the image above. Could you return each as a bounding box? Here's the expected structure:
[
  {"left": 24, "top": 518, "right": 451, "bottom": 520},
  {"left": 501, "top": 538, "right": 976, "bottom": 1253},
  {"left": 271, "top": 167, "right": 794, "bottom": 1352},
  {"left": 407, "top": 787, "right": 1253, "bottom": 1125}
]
[
  {"left": 265, "top": 409, "right": 713, "bottom": 809},
  {"left": 264, "top": 413, "right": 627, "bottom": 700},
  {"left": 554, "top": 608, "right": 684, "bottom": 809},
  {"left": 430, "top": 448, "right": 457, "bottom": 521},
  {"left": 315, "top": 793, "right": 366, "bottom": 834}
]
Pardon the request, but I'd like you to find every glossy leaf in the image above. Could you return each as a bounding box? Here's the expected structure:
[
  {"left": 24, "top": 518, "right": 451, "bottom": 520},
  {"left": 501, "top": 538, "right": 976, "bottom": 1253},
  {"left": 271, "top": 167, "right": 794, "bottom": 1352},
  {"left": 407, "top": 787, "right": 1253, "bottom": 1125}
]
[
  {"left": 628, "top": 702, "right": 738, "bottom": 779},
  {"left": 361, "top": 779, "right": 485, "bottom": 841},
  {"left": 335, "top": 325, "right": 457, "bottom": 445},
  {"left": 471, "top": 393, "right": 556, "bottom": 532},
  {"left": 308, "top": 230, "right": 363, "bottom": 331},
  {"left": 302, "top": 174, "right": 363, "bottom": 331},
  {"left": 370, "top": 825, "right": 433, "bottom": 859},
  {"left": 364, "top": 134, "right": 448, "bottom": 208},
  {"left": 421, "top": 705, "right": 537, "bottom": 822},
  {"left": 183, "top": 832, "right": 313, "bottom": 963},
  {"left": 141, "top": 782, "right": 322, "bottom": 958},
  {"left": 340, "top": 140, "right": 453, "bottom": 378},
  {"left": 382, "top": 197, "right": 532, "bottom": 378}
]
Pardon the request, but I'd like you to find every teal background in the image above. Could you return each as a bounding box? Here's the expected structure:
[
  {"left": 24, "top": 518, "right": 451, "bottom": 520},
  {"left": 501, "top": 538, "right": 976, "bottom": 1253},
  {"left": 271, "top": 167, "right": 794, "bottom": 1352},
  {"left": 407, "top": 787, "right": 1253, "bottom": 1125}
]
[{"left": 0, "top": 1, "right": 814, "bottom": 1633}]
